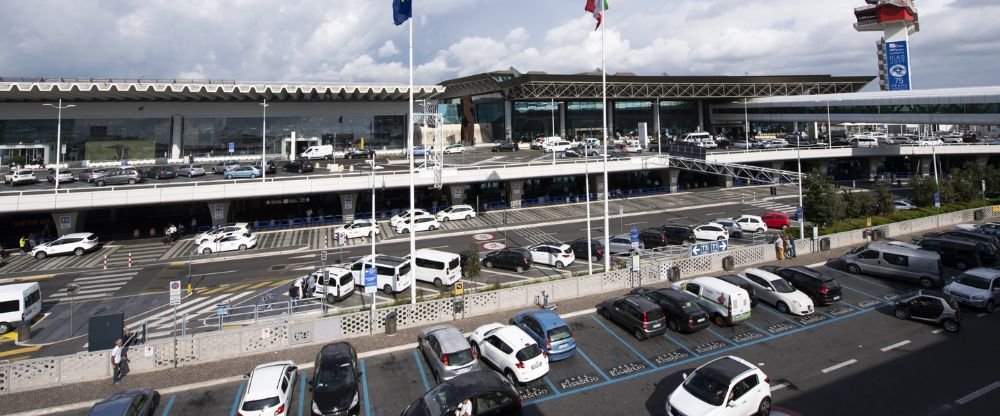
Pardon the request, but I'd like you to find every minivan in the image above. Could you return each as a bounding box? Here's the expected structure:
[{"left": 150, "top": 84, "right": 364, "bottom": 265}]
[
  {"left": 0, "top": 282, "right": 42, "bottom": 335},
  {"left": 841, "top": 242, "right": 943, "bottom": 289},
  {"left": 912, "top": 237, "right": 983, "bottom": 271},
  {"left": 407, "top": 248, "right": 462, "bottom": 288},
  {"left": 304, "top": 266, "right": 355, "bottom": 303},
  {"left": 349, "top": 254, "right": 413, "bottom": 295},
  {"left": 596, "top": 294, "right": 667, "bottom": 340},
  {"left": 672, "top": 277, "right": 753, "bottom": 326}
]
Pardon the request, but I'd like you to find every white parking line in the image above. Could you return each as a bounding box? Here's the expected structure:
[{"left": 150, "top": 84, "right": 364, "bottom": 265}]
[
  {"left": 932, "top": 328, "right": 945, "bottom": 334},
  {"left": 821, "top": 359, "right": 857, "bottom": 374},
  {"left": 955, "top": 381, "right": 1000, "bottom": 405},
  {"left": 880, "top": 340, "right": 910, "bottom": 352},
  {"left": 806, "top": 261, "right": 828, "bottom": 268},
  {"left": 770, "top": 382, "right": 790, "bottom": 392},
  {"left": 976, "top": 312, "right": 986, "bottom": 317}
]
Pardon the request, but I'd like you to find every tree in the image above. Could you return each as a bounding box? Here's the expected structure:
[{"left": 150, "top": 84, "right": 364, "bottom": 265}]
[
  {"left": 911, "top": 176, "right": 937, "bottom": 207},
  {"left": 462, "top": 242, "right": 481, "bottom": 286},
  {"left": 803, "top": 168, "right": 843, "bottom": 227},
  {"left": 842, "top": 189, "right": 875, "bottom": 218},
  {"left": 874, "top": 184, "right": 894, "bottom": 215}
]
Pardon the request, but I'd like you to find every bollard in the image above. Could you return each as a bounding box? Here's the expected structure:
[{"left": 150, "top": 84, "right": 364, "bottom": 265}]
[
  {"left": 128, "top": 253, "right": 132, "bottom": 268},
  {"left": 753, "top": 191, "right": 756, "bottom": 201},
  {"left": 103, "top": 255, "right": 108, "bottom": 270},
  {"left": 325, "top": 234, "right": 329, "bottom": 248}
]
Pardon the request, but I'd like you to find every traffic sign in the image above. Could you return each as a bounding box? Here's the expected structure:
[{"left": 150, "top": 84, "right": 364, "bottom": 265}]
[
  {"left": 169, "top": 280, "right": 181, "bottom": 305},
  {"left": 866, "top": 217, "right": 872, "bottom": 227},
  {"left": 363, "top": 267, "right": 377, "bottom": 294},
  {"left": 216, "top": 302, "right": 228, "bottom": 316},
  {"left": 227, "top": 142, "right": 235, "bottom": 153},
  {"left": 689, "top": 240, "right": 729, "bottom": 257},
  {"left": 795, "top": 207, "right": 803, "bottom": 221},
  {"left": 933, "top": 192, "right": 941, "bottom": 208},
  {"left": 320, "top": 251, "right": 328, "bottom": 262},
  {"left": 629, "top": 226, "right": 639, "bottom": 243},
  {"left": 454, "top": 282, "right": 464, "bottom": 296},
  {"left": 630, "top": 252, "right": 641, "bottom": 272}
]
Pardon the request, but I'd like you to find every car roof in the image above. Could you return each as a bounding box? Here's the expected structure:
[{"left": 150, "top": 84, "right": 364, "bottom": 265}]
[
  {"left": 621, "top": 294, "right": 661, "bottom": 311},
  {"left": 735, "top": 214, "right": 762, "bottom": 220},
  {"left": 60, "top": 232, "right": 95, "bottom": 239},
  {"left": 493, "top": 325, "right": 535, "bottom": 346},
  {"left": 743, "top": 268, "right": 782, "bottom": 282},
  {"left": 533, "top": 242, "right": 569, "bottom": 249},
  {"left": 319, "top": 342, "right": 355, "bottom": 361},
  {"left": 442, "top": 371, "right": 513, "bottom": 399},
  {"left": 697, "top": 222, "right": 724, "bottom": 228},
  {"left": 962, "top": 268, "right": 1000, "bottom": 279},
  {"left": 246, "top": 361, "right": 293, "bottom": 399},
  {"left": 699, "top": 356, "right": 754, "bottom": 380},
  {"left": 519, "top": 309, "right": 568, "bottom": 330},
  {"left": 781, "top": 266, "right": 831, "bottom": 281},
  {"left": 713, "top": 274, "right": 748, "bottom": 286},
  {"left": 423, "top": 325, "right": 470, "bottom": 353}
]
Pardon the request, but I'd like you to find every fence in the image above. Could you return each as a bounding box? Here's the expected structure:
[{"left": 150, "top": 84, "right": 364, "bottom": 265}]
[{"left": 0, "top": 207, "right": 994, "bottom": 395}]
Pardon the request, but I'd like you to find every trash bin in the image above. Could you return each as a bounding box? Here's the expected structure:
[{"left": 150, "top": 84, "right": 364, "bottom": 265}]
[
  {"left": 17, "top": 323, "right": 30, "bottom": 342},
  {"left": 975, "top": 210, "right": 986, "bottom": 221},
  {"left": 722, "top": 256, "right": 735, "bottom": 272},
  {"left": 820, "top": 237, "right": 831, "bottom": 252},
  {"left": 668, "top": 266, "right": 681, "bottom": 282},
  {"left": 385, "top": 312, "right": 398, "bottom": 336}
]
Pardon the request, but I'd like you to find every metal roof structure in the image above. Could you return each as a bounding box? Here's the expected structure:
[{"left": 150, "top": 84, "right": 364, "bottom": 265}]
[
  {"left": 716, "top": 86, "right": 1000, "bottom": 107},
  {"left": 0, "top": 78, "right": 444, "bottom": 102},
  {"left": 438, "top": 70, "right": 874, "bottom": 100}
]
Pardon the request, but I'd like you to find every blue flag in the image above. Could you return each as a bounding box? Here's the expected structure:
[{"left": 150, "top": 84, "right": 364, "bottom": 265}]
[{"left": 393, "top": 0, "right": 411, "bottom": 25}]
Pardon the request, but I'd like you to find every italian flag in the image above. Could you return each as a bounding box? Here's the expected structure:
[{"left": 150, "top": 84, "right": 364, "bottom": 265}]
[{"left": 585, "top": 0, "right": 608, "bottom": 30}]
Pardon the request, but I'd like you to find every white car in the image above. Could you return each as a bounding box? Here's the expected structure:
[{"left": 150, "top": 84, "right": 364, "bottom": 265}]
[
  {"left": 526, "top": 242, "right": 576, "bottom": 269},
  {"left": 468, "top": 323, "right": 549, "bottom": 385},
  {"left": 699, "top": 138, "right": 717, "bottom": 149},
  {"left": 194, "top": 222, "right": 251, "bottom": 245},
  {"left": 918, "top": 138, "right": 944, "bottom": 146},
  {"left": 5, "top": 169, "right": 37, "bottom": 186},
  {"left": 542, "top": 140, "right": 573, "bottom": 153},
  {"left": 624, "top": 140, "right": 645, "bottom": 152},
  {"left": 444, "top": 143, "right": 465, "bottom": 154},
  {"left": 238, "top": 361, "right": 298, "bottom": 416},
  {"left": 390, "top": 209, "right": 431, "bottom": 227},
  {"left": 436, "top": 204, "right": 476, "bottom": 221},
  {"left": 893, "top": 200, "right": 916, "bottom": 210},
  {"left": 197, "top": 232, "right": 257, "bottom": 254},
  {"left": 394, "top": 214, "right": 440, "bottom": 233},
  {"left": 763, "top": 138, "right": 788, "bottom": 149},
  {"left": 693, "top": 222, "right": 730, "bottom": 241},
  {"left": 665, "top": 356, "right": 771, "bottom": 416},
  {"left": 738, "top": 268, "right": 814, "bottom": 315},
  {"left": 733, "top": 215, "right": 768, "bottom": 234},
  {"left": 30, "top": 232, "right": 100, "bottom": 259},
  {"left": 334, "top": 219, "right": 379, "bottom": 239}
]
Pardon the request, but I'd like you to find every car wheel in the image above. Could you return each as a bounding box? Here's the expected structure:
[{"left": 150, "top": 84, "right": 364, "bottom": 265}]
[
  {"left": 73, "top": 248, "right": 84, "bottom": 256},
  {"left": 464, "top": 215, "right": 471, "bottom": 220},
  {"left": 756, "top": 228, "right": 765, "bottom": 233},
  {"left": 591, "top": 255, "right": 599, "bottom": 263},
  {"left": 943, "top": 318, "right": 960, "bottom": 333},
  {"left": 0, "top": 323, "right": 10, "bottom": 335},
  {"left": 383, "top": 284, "right": 393, "bottom": 295},
  {"left": 485, "top": 260, "right": 494, "bottom": 269},
  {"left": 776, "top": 302, "right": 790, "bottom": 314},
  {"left": 633, "top": 328, "right": 646, "bottom": 341},
  {"left": 188, "top": 173, "right": 193, "bottom": 178},
  {"left": 441, "top": 216, "right": 449, "bottom": 222},
  {"left": 96, "top": 180, "right": 106, "bottom": 187},
  {"left": 226, "top": 175, "right": 232, "bottom": 179},
  {"left": 846, "top": 264, "right": 862, "bottom": 274},
  {"left": 555, "top": 261, "right": 564, "bottom": 269},
  {"left": 238, "top": 244, "right": 247, "bottom": 251},
  {"left": 128, "top": 179, "right": 136, "bottom": 184},
  {"left": 667, "top": 319, "right": 679, "bottom": 332},
  {"left": 717, "top": 236, "right": 725, "bottom": 241},
  {"left": 430, "top": 225, "right": 437, "bottom": 231},
  {"left": 34, "top": 251, "right": 47, "bottom": 260},
  {"left": 894, "top": 307, "right": 911, "bottom": 320},
  {"left": 712, "top": 315, "right": 726, "bottom": 327},
  {"left": 250, "top": 174, "right": 257, "bottom": 179},
  {"left": 326, "top": 293, "right": 338, "bottom": 304},
  {"left": 757, "top": 397, "right": 772, "bottom": 416},
  {"left": 515, "top": 265, "right": 525, "bottom": 273},
  {"left": 433, "top": 278, "right": 443, "bottom": 288},
  {"left": 918, "top": 277, "right": 934, "bottom": 289},
  {"left": 504, "top": 369, "right": 519, "bottom": 386},
  {"left": 202, "top": 248, "right": 212, "bottom": 254}
]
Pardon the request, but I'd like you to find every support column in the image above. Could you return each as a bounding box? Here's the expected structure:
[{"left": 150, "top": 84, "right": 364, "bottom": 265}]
[
  {"left": 558, "top": 101, "right": 566, "bottom": 138},
  {"left": 653, "top": 99, "right": 661, "bottom": 142},
  {"left": 505, "top": 180, "right": 524, "bottom": 208},
  {"left": 792, "top": 121, "right": 800, "bottom": 133},
  {"left": 697, "top": 100, "right": 705, "bottom": 131},
  {"left": 606, "top": 100, "right": 615, "bottom": 137},
  {"left": 170, "top": 115, "right": 183, "bottom": 160},
  {"left": 504, "top": 101, "right": 513, "bottom": 140},
  {"left": 919, "top": 157, "right": 931, "bottom": 177},
  {"left": 590, "top": 174, "right": 606, "bottom": 200},
  {"left": 658, "top": 169, "right": 680, "bottom": 193},
  {"left": 50, "top": 211, "right": 86, "bottom": 236},
  {"left": 339, "top": 193, "right": 358, "bottom": 222},
  {"left": 448, "top": 185, "right": 466, "bottom": 205},
  {"left": 207, "top": 201, "right": 231, "bottom": 227},
  {"left": 867, "top": 157, "right": 881, "bottom": 181},
  {"left": 771, "top": 161, "right": 784, "bottom": 170}
]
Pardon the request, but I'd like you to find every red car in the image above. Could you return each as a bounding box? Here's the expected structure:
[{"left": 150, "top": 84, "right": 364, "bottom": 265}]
[{"left": 761, "top": 211, "right": 791, "bottom": 229}]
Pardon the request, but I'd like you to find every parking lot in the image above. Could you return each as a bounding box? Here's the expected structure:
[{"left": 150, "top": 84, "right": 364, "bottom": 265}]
[{"left": 44, "top": 260, "right": 1000, "bottom": 416}]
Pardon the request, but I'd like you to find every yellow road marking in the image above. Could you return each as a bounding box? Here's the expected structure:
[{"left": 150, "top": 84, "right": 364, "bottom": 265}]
[
  {"left": 1, "top": 332, "right": 17, "bottom": 341},
  {"left": 225, "top": 284, "right": 251, "bottom": 292},
  {"left": 2, "top": 274, "right": 56, "bottom": 282},
  {"left": 0, "top": 345, "right": 41, "bottom": 358},
  {"left": 199, "top": 287, "right": 225, "bottom": 295},
  {"left": 269, "top": 281, "right": 287, "bottom": 287},
  {"left": 248, "top": 281, "right": 273, "bottom": 289}
]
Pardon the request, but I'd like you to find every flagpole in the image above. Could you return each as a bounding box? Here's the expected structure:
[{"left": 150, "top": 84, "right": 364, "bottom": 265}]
[
  {"left": 408, "top": 15, "right": 417, "bottom": 305},
  {"left": 585, "top": 159, "right": 593, "bottom": 275},
  {"left": 601, "top": 8, "right": 610, "bottom": 273}
]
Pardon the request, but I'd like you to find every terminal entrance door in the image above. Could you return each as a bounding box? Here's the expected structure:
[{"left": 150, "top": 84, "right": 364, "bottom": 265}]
[
  {"left": 0, "top": 144, "right": 51, "bottom": 167},
  {"left": 281, "top": 136, "right": 320, "bottom": 160}
]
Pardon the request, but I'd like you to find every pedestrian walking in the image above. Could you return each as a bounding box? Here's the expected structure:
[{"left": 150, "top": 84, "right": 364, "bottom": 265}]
[
  {"left": 19, "top": 236, "right": 27, "bottom": 256},
  {"left": 110, "top": 338, "right": 128, "bottom": 385},
  {"left": 305, "top": 208, "right": 314, "bottom": 220},
  {"left": 784, "top": 235, "right": 796, "bottom": 258},
  {"left": 190, "top": 217, "right": 198, "bottom": 234},
  {"left": 774, "top": 235, "right": 785, "bottom": 260}
]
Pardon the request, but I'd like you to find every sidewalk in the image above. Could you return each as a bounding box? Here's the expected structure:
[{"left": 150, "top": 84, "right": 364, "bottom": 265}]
[{"left": 0, "top": 238, "right": 861, "bottom": 414}]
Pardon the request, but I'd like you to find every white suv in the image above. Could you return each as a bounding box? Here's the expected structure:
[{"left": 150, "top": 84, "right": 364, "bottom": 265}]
[
  {"left": 31, "top": 233, "right": 99, "bottom": 259},
  {"left": 733, "top": 215, "right": 767, "bottom": 234},
  {"left": 527, "top": 242, "right": 576, "bottom": 269},
  {"left": 436, "top": 204, "right": 476, "bottom": 221},
  {"left": 394, "top": 214, "right": 440, "bottom": 233},
  {"left": 944, "top": 268, "right": 1000, "bottom": 313},
  {"left": 469, "top": 323, "right": 549, "bottom": 385},
  {"left": 238, "top": 361, "right": 298, "bottom": 416},
  {"left": 694, "top": 222, "right": 730, "bottom": 241},
  {"left": 335, "top": 219, "right": 380, "bottom": 239},
  {"left": 391, "top": 209, "right": 431, "bottom": 227},
  {"left": 666, "top": 356, "right": 771, "bottom": 416},
  {"left": 194, "top": 222, "right": 251, "bottom": 245}
]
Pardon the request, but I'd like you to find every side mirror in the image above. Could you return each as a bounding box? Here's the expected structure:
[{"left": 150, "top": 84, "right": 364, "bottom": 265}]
[
  {"left": 681, "top": 372, "right": 688, "bottom": 380},
  {"left": 727, "top": 400, "right": 737, "bottom": 408},
  {"left": 243, "top": 373, "right": 251, "bottom": 379}
]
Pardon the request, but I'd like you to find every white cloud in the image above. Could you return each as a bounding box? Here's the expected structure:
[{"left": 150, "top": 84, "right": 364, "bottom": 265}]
[{"left": 378, "top": 41, "right": 399, "bottom": 57}]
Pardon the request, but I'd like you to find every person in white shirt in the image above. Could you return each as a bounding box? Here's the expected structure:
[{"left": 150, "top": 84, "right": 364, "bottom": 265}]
[
  {"left": 110, "top": 338, "right": 125, "bottom": 384},
  {"left": 455, "top": 398, "right": 472, "bottom": 416}
]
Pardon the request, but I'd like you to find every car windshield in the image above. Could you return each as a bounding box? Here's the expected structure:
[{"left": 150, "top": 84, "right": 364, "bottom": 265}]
[
  {"left": 445, "top": 349, "right": 475, "bottom": 367},
  {"left": 548, "top": 325, "right": 572, "bottom": 343},
  {"left": 771, "top": 279, "right": 796, "bottom": 293},
  {"left": 677, "top": 299, "right": 701, "bottom": 314},
  {"left": 954, "top": 273, "right": 991, "bottom": 290},
  {"left": 422, "top": 383, "right": 458, "bottom": 416},
  {"left": 316, "top": 362, "right": 355, "bottom": 390},
  {"left": 682, "top": 369, "right": 729, "bottom": 406},
  {"left": 515, "top": 344, "right": 543, "bottom": 361},
  {"left": 241, "top": 396, "right": 280, "bottom": 411}
]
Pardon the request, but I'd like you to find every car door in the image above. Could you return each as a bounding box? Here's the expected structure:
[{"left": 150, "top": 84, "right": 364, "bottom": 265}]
[
  {"left": 422, "top": 334, "right": 443, "bottom": 378},
  {"left": 744, "top": 274, "right": 777, "bottom": 306},
  {"left": 778, "top": 270, "right": 809, "bottom": 294},
  {"left": 473, "top": 390, "right": 517, "bottom": 416},
  {"left": 726, "top": 374, "right": 761, "bottom": 415},
  {"left": 612, "top": 300, "right": 635, "bottom": 329},
  {"left": 854, "top": 249, "right": 881, "bottom": 272},
  {"left": 218, "top": 236, "right": 238, "bottom": 252},
  {"left": 482, "top": 335, "right": 506, "bottom": 368},
  {"left": 909, "top": 296, "right": 943, "bottom": 321}
]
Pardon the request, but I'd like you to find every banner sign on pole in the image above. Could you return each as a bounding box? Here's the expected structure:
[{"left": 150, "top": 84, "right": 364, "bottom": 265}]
[
  {"left": 364, "top": 267, "right": 377, "bottom": 294},
  {"left": 885, "top": 40, "right": 911, "bottom": 91}
]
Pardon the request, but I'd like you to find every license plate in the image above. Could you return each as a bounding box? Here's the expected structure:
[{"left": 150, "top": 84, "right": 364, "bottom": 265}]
[
  {"left": 652, "top": 323, "right": 662, "bottom": 329},
  {"left": 531, "top": 361, "right": 542, "bottom": 369},
  {"left": 833, "top": 296, "right": 841, "bottom": 300},
  {"left": 697, "top": 318, "right": 706, "bottom": 323}
]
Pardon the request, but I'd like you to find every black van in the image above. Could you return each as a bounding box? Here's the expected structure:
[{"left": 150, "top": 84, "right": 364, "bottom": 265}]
[{"left": 912, "top": 237, "right": 983, "bottom": 270}]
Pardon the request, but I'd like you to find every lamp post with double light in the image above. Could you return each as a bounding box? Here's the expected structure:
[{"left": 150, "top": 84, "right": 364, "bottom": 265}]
[{"left": 43, "top": 100, "right": 75, "bottom": 193}]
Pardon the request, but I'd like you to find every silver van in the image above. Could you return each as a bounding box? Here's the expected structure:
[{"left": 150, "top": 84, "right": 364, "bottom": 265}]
[{"left": 841, "top": 242, "right": 943, "bottom": 289}]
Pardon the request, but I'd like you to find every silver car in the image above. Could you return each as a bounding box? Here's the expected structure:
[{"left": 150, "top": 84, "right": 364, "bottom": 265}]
[
  {"left": 417, "top": 324, "right": 480, "bottom": 383},
  {"left": 713, "top": 218, "right": 744, "bottom": 239},
  {"left": 177, "top": 164, "right": 206, "bottom": 177},
  {"left": 78, "top": 168, "right": 108, "bottom": 183}
]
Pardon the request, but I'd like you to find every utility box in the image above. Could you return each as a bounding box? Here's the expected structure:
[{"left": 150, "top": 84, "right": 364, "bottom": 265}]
[
  {"left": 88, "top": 313, "right": 124, "bottom": 352},
  {"left": 722, "top": 256, "right": 735, "bottom": 272},
  {"left": 820, "top": 238, "right": 831, "bottom": 252}
]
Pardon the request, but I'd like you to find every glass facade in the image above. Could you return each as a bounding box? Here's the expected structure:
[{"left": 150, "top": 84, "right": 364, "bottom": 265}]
[
  {"left": 713, "top": 102, "right": 1000, "bottom": 115},
  {"left": 565, "top": 101, "right": 604, "bottom": 138},
  {"left": 659, "top": 101, "right": 699, "bottom": 136},
  {"left": 613, "top": 100, "right": 653, "bottom": 136},
  {"left": 474, "top": 100, "right": 505, "bottom": 140},
  {"left": 511, "top": 101, "right": 558, "bottom": 140},
  {"left": 0, "top": 118, "right": 171, "bottom": 164}
]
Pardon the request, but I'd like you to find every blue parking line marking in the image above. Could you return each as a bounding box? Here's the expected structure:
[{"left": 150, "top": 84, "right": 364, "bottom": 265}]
[
  {"left": 589, "top": 315, "right": 655, "bottom": 368},
  {"left": 160, "top": 396, "right": 175, "bottom": 416},
  {"left": 412, "top": 350, "right": 432, "bottom": 391},
  {"left": 229, "top": 382, "right": 245, "bottom": 416},
  {"left": 661, "top": 332, "right": 697, "bottom": 357},
  {"left": 838, "top": 298, "right": 861, "bottom": 309},
  {"left": 298, "top": 371, "right": 306, "bottom": 416},
  {"left": 755, "top": 305, "right": 804, "bottom": 325},
  {"left": 705, "top": 327, "right": 736, "bottom": 345},
  {"left": 544, "top": 376, "right": 560, "bottom": 393},
  {"left": 743, "top": 320, "right": 769, "bottom": 335},
  {"left": 575, "top": 346, "right": 609, "bottom": 380},
  {"left": 524, "top": 307, "right": 875, "bottom": 407},
  {"left": 841, "top": 284, "right": 888, "bottom": 303},
  {"left": 361, "top": 359, "right": 372, "bottom": 416}
]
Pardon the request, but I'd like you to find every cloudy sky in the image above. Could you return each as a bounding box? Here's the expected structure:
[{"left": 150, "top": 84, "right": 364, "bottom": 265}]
[{"left": 1, "top": 0, "right": 997, "bottom": 89}]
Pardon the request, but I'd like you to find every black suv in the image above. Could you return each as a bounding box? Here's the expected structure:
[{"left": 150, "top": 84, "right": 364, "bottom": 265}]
[
  {"left": 283, "top": 159, "right": 315, "bottom": 173},
  {"left": 762, "top": 266, "right": 843, "bottom": 306},
  {"left": 912, "top": 237, "right": 984, "bottom": 270},
  {"left": 642, "top": 225, "right": 694, "bottom": 247},
  {"left": 145, "top": 166, "right": 176, "bottom": 180},
  {"left": 310, "top": 342, "right": 361, "bottom": 416},
  {"left": 629, "top": 287, "right": 710, "bottom": 333},
  {"left": 482, "top": 248, "right": 532, "bottom": 273},
  {"left": 492, "top": 141, "right": 519, "bottom": 152},
  {"left": 568, "top": 238, "right": 604, "bottom": 262},
  {"left": 713, "top": 274, "right": 759, "bottom": 308},
  {"left": 596, "top": 294, "right": 667, "bottom": 340},
  {"left": 932, "top": 231, "right": 1000, "bottom": 258},
  {"left": 346, "top": 148, "right": 376, "bottom": 159}
]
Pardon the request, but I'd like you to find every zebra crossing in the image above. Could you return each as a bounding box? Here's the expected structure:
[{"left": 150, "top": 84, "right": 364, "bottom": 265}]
[
  {"left": 132, "top": 287, "right": 272, "bottom": 340},
  {"left": 47, "top": 269, "right": 142, "bottom": 303},
  {"left": 0, "top": 242, "right": 169, "bottom": 273},
  {"left": 745, "top": 199, "right": 798, "bottom": 215}
]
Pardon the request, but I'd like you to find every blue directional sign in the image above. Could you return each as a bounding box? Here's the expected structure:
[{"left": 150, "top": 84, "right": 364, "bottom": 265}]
[
  {"left": 795, "top": 207, "right": 803, "bottom": 221},
  {"left": 933, "top": 192, "right": 941, "bottom": 208},
  {"left": 364, "top": 267, "right": 377, "bottom": 294},
  {"left": 690, "top": 240, "right": 729, "bottom": 257},
  {"left": 629, "top": 226, "right": 640, "bottom": 243},
  {"left": 228, "top": 142, "right": 235, "bottom": 153}
]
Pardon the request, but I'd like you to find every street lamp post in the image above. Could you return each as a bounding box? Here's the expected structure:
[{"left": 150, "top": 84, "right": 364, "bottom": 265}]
[
  {"left": 43, "top": 99, "right": 75, "bottom": 193},
  {"left": 260, "top": 99, "right": 268, "bottom": 181},
  {"left": 796, "top": 145, "right": 805, "bottom": 240}
]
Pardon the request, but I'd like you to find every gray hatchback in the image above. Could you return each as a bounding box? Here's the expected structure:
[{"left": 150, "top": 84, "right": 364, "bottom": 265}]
[{"left": 417, "top": 324, "right": 480, "bottom": 383}]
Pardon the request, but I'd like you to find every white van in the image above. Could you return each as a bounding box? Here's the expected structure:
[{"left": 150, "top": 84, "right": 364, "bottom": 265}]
[
  {"left": 679, "top": 132, "right": 712, "bottom": 147},
  {"left": 671, "top": 277, "right": 752, "bottom": 326},
  {"left": 302, "top": 266, "right": 355, "bottom": 303},
  {"left": 542, "top": 140, "right": 573, "bottom": 153},
  {"left": 300, "top": 145, "right": 334, "bottom": 160},
  {"left": 407, "top": 249, "right": 462, "bottom": 288},
  {"left": 0, "top": 282, "right": 42, "bottom": 334},
  {"left": 350, "top": 254, "right": 413, "bottom": 295}
]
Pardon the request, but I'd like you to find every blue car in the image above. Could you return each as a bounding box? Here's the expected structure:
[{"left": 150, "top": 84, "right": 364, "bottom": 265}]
[
  {"left": 509, "top": 309, "right": 576, "bottom": 361},
  {"left": 224, "top": 166, "right": 261, "bottom": 179},
  {"left": 410, "top": 145, "right": 428, "bottom": 157}
]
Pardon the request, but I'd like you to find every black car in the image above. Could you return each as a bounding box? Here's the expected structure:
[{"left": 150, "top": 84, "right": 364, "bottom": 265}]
[
  {"left": 284, "top": 159, "right": 315, "bottom": 173},
  {"left": 87, "top": 388, "right": 160, "bottom": 416},
  {"left": 346, "top": 149, "right": 376, "bottom": 159},
  {"left": 145, "top": 166, "right": 177, "bottom": 180},
  {"left": 762, "top": 266, "right": 843, "bottom": 305},
  {"left": 933, "top": 230, "right": 1000, "bottom": 254},
  {"left": 567, "top": 238, "right": 604, "bottom": 262},
  {"left": 713, "top": 274, "right": 759, "bottom": 308},
  {"left": 912, "top": 237, "right": 985, "bottom": 270},
  {"left": 715, "top": 137, "right": 732, "bottom": 149},
  {"left": 596, "top": 294, "right": 667, "bottom": 340},
  {"left": 310, "top": 342, "right": 361, "bottom": 416},
  {"left": 491, "top": 141, "right": 519, "bottom": 152},
  {"left": 629, "top": 287, "right": 710, "bottom": 333},
  {"left": 482, "top": 248, "right": 532, "bottom": 273},
  {"left": 642, "top": 226, "right": 694, "bottom": 247},
  {"left": 402, "top": 370, "right": 522, "bottom": 416}
]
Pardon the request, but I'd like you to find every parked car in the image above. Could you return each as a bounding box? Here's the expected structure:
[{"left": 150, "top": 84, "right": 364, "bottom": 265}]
[
  {"left": 145, "top": 166, "right": 176, "bottom": 180},
  {"left": 78, "top": 168, "right": 109, "bottom": 183},
  {"left": 176, "top": 164, "right": 206, "bottom": 177},
  {"left": 394, "top": 214, "right": 440, "bottom": 233},
  {"left": 542, "top": 140, "right": 573, "bottom": 153},
  {"left": 254, "top": 159, "right": 278, "bottom": 175},
  {"left": 944, "top": 268, "right": 1000, "bottom": 313},
  {"left": 841, "top": 242, "right": 943, "bottom": 289},
  {"left": 197, "top": 232, "right": 257, "bottom": 254},
  {"left": 760, "top": 211, "right": 791, "bottom": 230},
  {"left": 46, "top": 170, "right": 75, "bottom": 184},
  {"left": 224, "top": 166, "right": 262, "bottom": 179},
  {"left": 391, "top": 208, "right": 432, "bottom": 227},
  {"left": 893, "top": 200, "right": 916, "bottom": 210},
  {"left": 761, "top": 266, "right": 843, "bottom": 306},
  {"left": 194, "top": 222, "right": 251, "bottom": 245},
  {"left": 643, "top": 225, "right": 694, "bottom": 247},
  {"left": 509, "top": 309, "right": 577, "bottom": 361},
  {"left": 491, "top": 141, "right": 519, "bottom": 152},
  {"left": 693, "top": 222, "right": 729, "bottom": 241},
  {"left": 283, "top": 159, "right": 315, "bottom": 173},
  {"left": 468, "top": 323, "right": 549, "bottom": 384},
  {"left": 309, "top": 342, "right": 361, "bottom": 416},
  {"left": 443, "top": 143, "right": 465, "bottom": 154},
  {"left": 607, "top": 234, "right": 643, "bottom": 255},
  {"left": 87, "top": 388, "right": 160, "bottom": 416},
  {"left": 238, "top": 361, "right": 298, "bottom": 416},
  {"left": 596, "top": 294, "right": 667, "bottom": 340},
  {"left": 418, "top": 324, "right": 481, "bottom": 383},
  {"left": 30, "top": 232, "right": 99, "bottom": 259},
  {"left": 436, "top": 204, "right": 476, "bottom": 221},
  {"left": 737, "top": 268, "right": 814, "bottom": 315},
  {"left": 400, "top": 371, "right": 521, "bottom": 416},
  {"left": 334, "top": 219, "right": 379, "bottom": 239},
  {"left": 482, "top": 248, "right": 532, "bottom": 273},
  {"left": 568, "top": 238, "right": 604, "bottom": 263},
  {"left": 629, "top": 287, "right": 710, "bottom": 333},
  {"left": 345, "top": 148, "right": 376, "bottom": 159},
  {"left": 213, "top": 160, "right": 240, "bottom": 174},
  {"left": 733, "top": 214, "right": 768, "bottom": 233},
  {"left": 932, "top": 230, "right": 1000, "bottom": 252},
  {"left": 712, "top": 218, "right": 744, "bottom": 239},
  {"left": 526, "top": 242, "right": 575, "bottom": 269},
  {"left": 408, "top": 145, "right": 429, "bottom": 157},
  {"left": 95, "top": 168, "right": 145, "bottom": 186},
  {"left": 893, "top": 291, "right": 961, "bottom": 332},
  {"left": 712, "top": 274, "right": 759, "bottom": 308},
  {"left": 911, "top": 236, "right": 984, "bottom": 270},
  {"left": 665, "top": 356, "right": 772, "bottom": 416}
]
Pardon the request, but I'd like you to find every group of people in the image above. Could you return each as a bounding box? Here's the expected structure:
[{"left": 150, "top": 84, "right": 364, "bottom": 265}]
[
  {"left": 774, "top": 234, "right": 796, "bottom": 260},
  {"left": 288, "top": 276, "right": 317, "bottom": 305}
]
